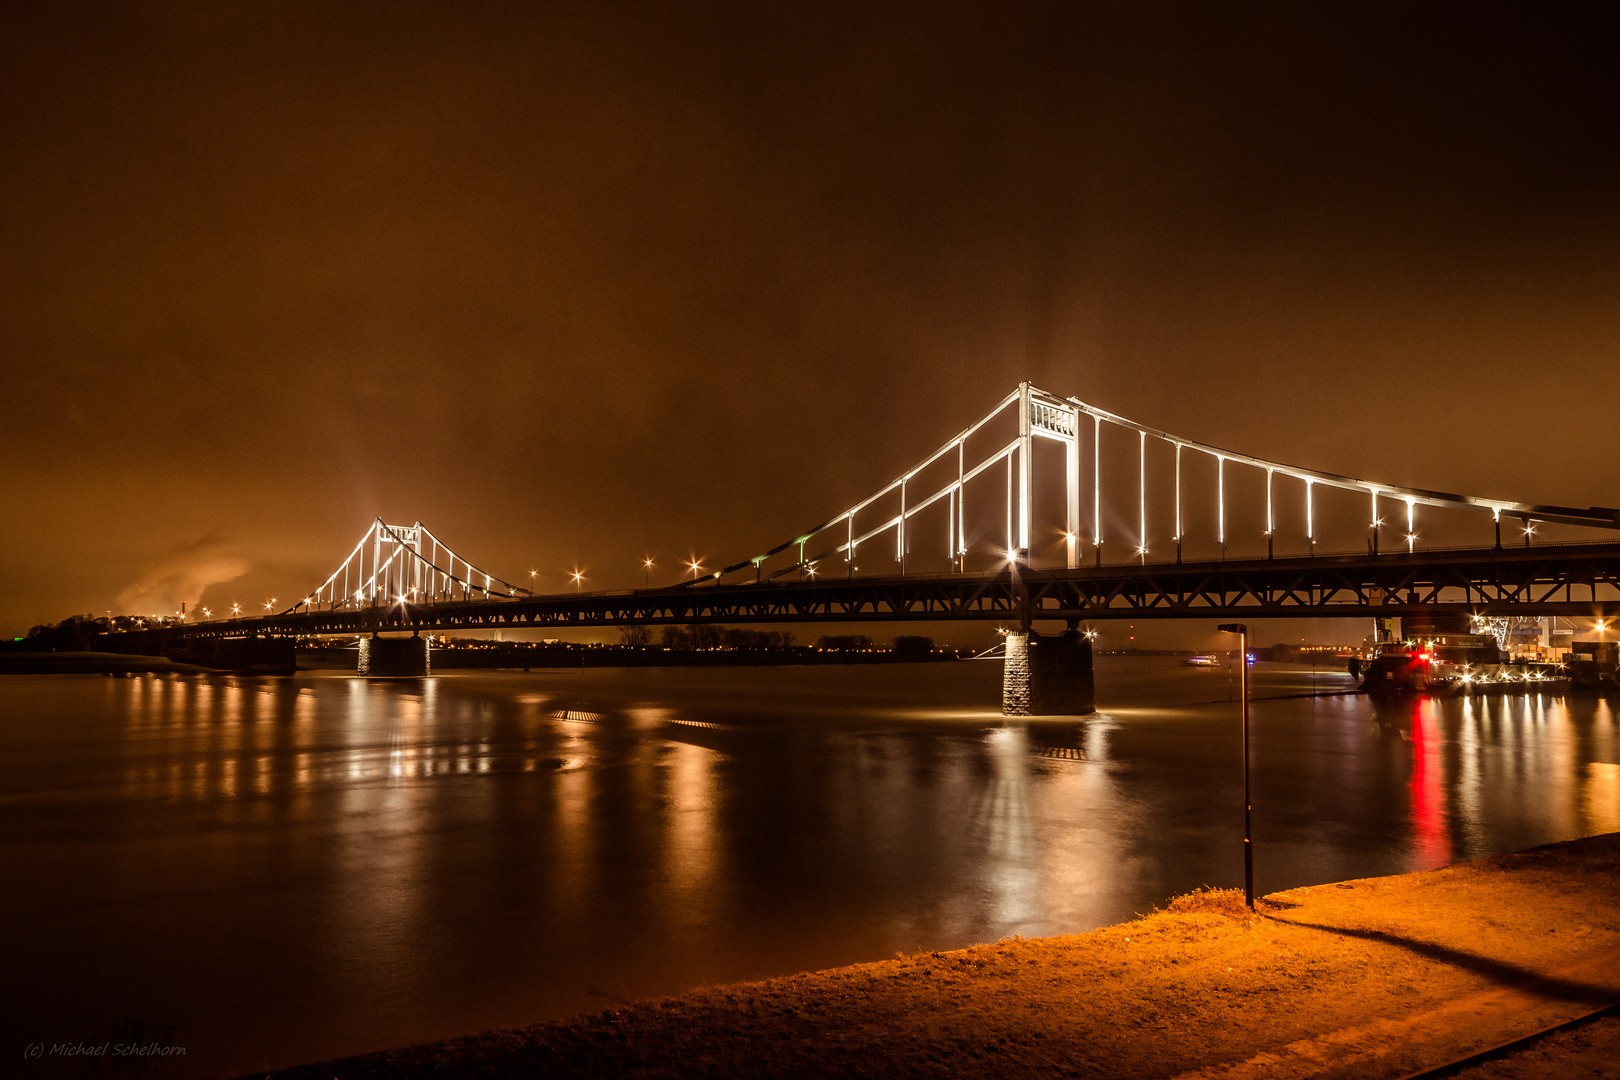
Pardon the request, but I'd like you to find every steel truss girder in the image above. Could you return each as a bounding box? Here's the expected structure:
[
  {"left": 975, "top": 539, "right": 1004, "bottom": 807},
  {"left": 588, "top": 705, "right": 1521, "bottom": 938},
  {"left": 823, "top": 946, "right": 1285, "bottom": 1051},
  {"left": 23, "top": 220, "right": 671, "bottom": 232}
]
[{"left": 101, "top": 543, "right": 1620, "bottom": 647}]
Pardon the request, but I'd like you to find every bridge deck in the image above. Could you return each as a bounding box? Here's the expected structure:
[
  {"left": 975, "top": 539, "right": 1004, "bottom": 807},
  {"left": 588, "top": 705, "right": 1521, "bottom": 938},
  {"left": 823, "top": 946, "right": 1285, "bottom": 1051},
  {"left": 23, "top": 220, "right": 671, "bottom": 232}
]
[{"left": 104, "top": 542, "right": 1620, "bottom": 645}]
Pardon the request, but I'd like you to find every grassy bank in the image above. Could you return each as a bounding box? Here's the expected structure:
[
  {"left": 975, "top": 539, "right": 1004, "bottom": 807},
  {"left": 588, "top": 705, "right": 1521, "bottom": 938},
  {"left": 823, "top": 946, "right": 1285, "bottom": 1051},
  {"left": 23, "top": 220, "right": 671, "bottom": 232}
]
[{"left": 246, "top": 833, "right": 1620, "bottom": 1079}]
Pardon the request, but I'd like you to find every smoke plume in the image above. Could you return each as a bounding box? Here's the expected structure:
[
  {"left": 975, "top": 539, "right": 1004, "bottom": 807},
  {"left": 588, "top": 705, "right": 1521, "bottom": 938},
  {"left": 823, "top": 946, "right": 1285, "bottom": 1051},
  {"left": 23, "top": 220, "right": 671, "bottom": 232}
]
[{"left": 116, "top": 537, "right": 250, "bottom": 616}]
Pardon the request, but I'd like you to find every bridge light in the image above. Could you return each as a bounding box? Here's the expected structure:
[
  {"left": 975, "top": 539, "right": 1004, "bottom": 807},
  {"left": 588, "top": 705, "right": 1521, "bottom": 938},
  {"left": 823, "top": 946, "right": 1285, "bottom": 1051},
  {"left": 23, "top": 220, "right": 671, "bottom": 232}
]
[{"left": 231, "top": 603, "right": 240, "bottom": 615}]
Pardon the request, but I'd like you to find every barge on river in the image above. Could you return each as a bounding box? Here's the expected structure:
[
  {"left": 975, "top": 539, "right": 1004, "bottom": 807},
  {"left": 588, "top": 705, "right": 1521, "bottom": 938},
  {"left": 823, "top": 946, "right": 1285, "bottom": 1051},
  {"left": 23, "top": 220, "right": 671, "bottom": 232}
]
[{"left": 1359, "top": 616, "right": 1567, "bottom": 696}]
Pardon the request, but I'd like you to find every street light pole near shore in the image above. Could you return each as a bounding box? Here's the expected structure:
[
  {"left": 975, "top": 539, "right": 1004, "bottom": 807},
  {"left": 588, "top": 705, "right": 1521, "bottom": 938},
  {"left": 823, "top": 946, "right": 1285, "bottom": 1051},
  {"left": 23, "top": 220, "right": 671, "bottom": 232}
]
[{"left": 1218, "top": 622, "right": 1254, "bottom": 910}]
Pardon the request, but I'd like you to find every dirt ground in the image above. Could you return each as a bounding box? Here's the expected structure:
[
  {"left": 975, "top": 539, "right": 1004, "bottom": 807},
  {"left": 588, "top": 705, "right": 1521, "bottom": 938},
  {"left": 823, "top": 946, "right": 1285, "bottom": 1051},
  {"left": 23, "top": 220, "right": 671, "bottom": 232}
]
[
  {"left": 248, "top": 834, "right": 1620, "bottom": 1079},
  {"left": 1449, "top": 1014, "right": 1620, "bottom": 1078}
]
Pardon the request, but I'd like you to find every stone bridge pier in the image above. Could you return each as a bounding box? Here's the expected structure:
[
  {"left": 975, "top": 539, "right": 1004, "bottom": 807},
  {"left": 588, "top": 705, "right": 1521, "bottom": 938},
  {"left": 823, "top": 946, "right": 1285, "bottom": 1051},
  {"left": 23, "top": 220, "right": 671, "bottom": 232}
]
[
  {"left": 358, "top": 633, "right": 431, "bottom": 676},
  {"left": 1002, "top": 623, "right": 1095, "bottom": 716}
]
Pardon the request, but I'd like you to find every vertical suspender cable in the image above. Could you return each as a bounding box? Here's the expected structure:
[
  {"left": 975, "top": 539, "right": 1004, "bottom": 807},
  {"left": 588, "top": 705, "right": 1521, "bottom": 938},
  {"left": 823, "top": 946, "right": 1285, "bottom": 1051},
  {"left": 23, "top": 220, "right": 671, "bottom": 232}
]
[
  {"left": 1093, "top": 415, "right": 1102, "bottom": 551},
  {"left": 1174, "top": 444, "right": 1182, "bottom": 542},
  {"left": 1005, "top": 452, "right": 1013, "bottom": 558},
  {"left": 957, "top": 441, "right": 966, "bottom": 566},
  {"left": 1307, "top": 480, "right": 1315, "bottom": 548},
  {"left": 899, "top": 478, "right": 906, "bottom": 570},
  {"left": 1266, "top": 469, "right": 1274, "bottom": 536},
  {"left": 1139, "top": 429, "right": 1147, "bottom": 561},
  {"left": 1266, "top": 468, "right": 1275, "bottom": 559}
]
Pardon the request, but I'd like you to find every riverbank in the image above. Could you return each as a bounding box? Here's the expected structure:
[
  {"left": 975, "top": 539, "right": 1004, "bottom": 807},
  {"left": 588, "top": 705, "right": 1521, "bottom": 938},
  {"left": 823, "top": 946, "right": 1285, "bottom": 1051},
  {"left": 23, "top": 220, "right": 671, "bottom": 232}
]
[
  {"left": 248, "top": 833, "right": 1620, "bottom": 1079},
  {"left": 0, "top": 650, "right": 212, "bottom": 674}
]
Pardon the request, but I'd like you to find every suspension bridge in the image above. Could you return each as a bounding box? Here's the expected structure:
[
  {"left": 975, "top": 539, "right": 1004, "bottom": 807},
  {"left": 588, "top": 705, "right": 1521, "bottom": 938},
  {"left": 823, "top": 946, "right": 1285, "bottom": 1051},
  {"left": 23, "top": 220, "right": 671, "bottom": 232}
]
[{"left": 103, "top": 383, "right": 1620, "bottom": 708}]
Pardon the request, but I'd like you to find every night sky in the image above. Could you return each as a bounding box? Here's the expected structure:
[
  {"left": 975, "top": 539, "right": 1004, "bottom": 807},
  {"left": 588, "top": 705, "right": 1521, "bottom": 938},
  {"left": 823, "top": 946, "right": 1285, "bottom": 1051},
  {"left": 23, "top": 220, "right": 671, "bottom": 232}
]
[{"left": 4, "top": 3, "right": 1617, "bottom": 642}]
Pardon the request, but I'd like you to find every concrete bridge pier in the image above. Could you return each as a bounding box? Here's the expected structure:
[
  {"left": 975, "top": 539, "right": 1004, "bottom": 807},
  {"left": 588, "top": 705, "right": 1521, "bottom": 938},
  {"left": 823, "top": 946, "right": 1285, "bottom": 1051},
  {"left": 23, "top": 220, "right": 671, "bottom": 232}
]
[
  {"left": 358, "top": 633, "right": 431, "bottom": 677},
  {"left": 1002, "top": 623, "right": 1095, "bottom": 716}
]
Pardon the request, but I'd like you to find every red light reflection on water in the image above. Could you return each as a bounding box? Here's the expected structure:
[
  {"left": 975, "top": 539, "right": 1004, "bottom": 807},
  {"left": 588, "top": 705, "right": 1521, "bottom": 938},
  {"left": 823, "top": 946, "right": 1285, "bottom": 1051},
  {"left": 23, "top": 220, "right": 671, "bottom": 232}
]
[{"left": 1409, "top": 695, "right": 1451, "bottom": 869}]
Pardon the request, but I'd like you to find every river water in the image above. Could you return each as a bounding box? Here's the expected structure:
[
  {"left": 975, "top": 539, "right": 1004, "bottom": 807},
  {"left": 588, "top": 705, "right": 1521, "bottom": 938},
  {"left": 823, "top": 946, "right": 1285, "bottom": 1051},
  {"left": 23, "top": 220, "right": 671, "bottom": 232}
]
[{"left": 4, "top": 658, "right": 1618, "bottom": 1076}]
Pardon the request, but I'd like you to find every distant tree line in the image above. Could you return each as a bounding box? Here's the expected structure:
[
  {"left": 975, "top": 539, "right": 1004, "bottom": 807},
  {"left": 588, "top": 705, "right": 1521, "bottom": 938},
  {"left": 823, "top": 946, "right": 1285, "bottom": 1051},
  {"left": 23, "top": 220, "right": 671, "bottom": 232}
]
[
  {"left": 617, "top": 624, "right": 799, "bottom": 651},
  {"left": 18, "top": 613, "right": 171, "bottom": 650},
  {"left": 815, "top": 634, "right": 872, "bottom": 651},
  {"left": 615, "top": 626, "right": 935, "bottom": 656},
  {"left": 814, "top": 634, "right": 934, "bottom": 656}
]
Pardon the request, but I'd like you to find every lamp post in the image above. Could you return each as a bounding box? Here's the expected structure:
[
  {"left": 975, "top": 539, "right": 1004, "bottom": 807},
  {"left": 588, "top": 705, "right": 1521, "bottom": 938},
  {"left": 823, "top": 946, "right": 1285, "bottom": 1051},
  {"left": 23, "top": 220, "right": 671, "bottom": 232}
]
[
  {"left": 644, "top": 559, "right": 654, "bottom": 588},
  {"left": 1218, "top": 622, "right": 1253, "bottom": 910}
]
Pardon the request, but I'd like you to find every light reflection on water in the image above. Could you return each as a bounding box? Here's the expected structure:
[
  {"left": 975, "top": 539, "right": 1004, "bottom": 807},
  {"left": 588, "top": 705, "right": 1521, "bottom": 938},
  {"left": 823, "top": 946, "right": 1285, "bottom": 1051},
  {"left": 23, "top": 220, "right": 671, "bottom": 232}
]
[{"left": 1, "top": 658, "right": 1617, "bottom": 1078}]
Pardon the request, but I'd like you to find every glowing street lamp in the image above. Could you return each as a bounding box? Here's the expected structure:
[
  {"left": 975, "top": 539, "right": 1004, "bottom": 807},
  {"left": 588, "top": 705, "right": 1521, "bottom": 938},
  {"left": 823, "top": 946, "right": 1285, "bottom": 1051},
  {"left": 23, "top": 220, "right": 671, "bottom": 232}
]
[
  {"left": 231, "top": 603, "right": 240, "bottom": 616},
  {"left": 688, "top": 559, "right": 703, "bottom": 581},
  {"left": 644, "top": 558, "right": 654, "bottom": 588},
  {"left": 264, "top": 599, "right": 276, "bottom": 612},
  {"left": 1217, "top": 622, "right": 1254, "bottom": 910},
  {"left": 571, "top": 570, "right": 584, "bottom": 593}
]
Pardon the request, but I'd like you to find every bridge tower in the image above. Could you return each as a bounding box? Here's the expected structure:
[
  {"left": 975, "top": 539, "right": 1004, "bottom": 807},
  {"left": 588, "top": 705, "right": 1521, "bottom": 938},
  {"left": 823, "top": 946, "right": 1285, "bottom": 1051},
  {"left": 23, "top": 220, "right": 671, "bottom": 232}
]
[{"left": 1003, "top": 383, "right": 1093, "bottom": 713}]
